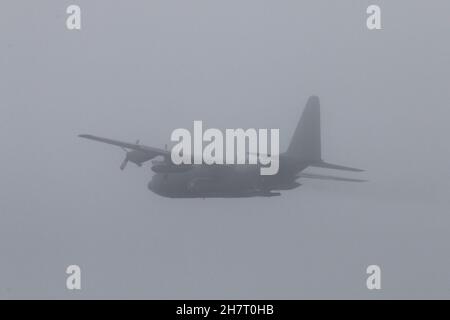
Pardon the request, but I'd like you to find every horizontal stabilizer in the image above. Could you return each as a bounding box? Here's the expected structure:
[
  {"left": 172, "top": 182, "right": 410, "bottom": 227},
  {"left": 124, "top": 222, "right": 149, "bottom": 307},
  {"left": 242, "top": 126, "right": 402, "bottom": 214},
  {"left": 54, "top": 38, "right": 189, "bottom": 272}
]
[
  {"left": 299, "top": 172, "right": 366, "bottom": 182},
  {"left": 309, "top": 161, "right": 364, "bottom": 172}
]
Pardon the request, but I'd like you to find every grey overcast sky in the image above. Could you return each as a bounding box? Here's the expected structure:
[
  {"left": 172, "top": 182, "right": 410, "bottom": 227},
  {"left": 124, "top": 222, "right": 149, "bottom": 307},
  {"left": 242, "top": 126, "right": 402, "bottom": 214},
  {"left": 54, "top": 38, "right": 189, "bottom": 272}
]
[{"left": 0, "top": 0, "right": 449, "bottom": 299}]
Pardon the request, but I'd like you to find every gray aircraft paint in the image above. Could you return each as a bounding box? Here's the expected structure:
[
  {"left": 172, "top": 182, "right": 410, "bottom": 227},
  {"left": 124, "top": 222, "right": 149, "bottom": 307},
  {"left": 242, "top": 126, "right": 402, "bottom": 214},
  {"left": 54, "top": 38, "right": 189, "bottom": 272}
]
[{"left": 81, "top": 96, "right": 363, "bottom": 198}]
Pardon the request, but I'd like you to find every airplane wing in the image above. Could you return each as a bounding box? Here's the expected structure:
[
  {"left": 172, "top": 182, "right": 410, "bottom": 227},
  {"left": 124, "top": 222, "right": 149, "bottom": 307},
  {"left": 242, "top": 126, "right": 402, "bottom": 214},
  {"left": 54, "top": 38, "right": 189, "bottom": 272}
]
[
  {"left": 299, "top": 172, "right": 367, "bottom": 182},
  {"left": 79, "top": 134, "right": 170, "bottom": 170},
  {"left": 79, "top": 134, "right": 169, "bottom": 155}
]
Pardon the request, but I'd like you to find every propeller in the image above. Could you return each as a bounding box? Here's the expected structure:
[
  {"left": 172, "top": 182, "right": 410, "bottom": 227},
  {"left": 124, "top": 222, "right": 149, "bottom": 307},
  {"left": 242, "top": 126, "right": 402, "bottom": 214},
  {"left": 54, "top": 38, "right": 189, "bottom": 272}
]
[
  {"left": 120, "top": 156, "right": 128, "bottom": 170},
  {"left": 119, "top": 139, "right": 140, "bottom": 170}
]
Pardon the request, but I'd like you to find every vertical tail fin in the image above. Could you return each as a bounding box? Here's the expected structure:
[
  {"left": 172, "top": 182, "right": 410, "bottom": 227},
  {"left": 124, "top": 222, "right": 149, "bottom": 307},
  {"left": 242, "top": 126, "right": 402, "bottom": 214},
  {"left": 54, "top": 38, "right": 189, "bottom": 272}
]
[
  {"left": 285, "top": 96, "right": 365, "bottom": 172},
  {"left": 286, "top": 96, "right": 322, "bottom": 162}
]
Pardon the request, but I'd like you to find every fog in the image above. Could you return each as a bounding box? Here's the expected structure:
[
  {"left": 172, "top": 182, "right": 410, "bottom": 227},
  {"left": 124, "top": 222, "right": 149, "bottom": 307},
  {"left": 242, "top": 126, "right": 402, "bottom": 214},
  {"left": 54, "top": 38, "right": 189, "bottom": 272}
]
[{"left": 1, "top": 0, "right": 449, "bottom": 298}]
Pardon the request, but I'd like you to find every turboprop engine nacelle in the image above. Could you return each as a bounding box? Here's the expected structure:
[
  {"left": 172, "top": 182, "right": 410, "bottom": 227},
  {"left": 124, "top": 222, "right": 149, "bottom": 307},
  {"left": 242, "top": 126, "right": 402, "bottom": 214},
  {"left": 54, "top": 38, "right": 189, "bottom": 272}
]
[{"left": 120, "top": 150, "right": 158, "bottom": 170}]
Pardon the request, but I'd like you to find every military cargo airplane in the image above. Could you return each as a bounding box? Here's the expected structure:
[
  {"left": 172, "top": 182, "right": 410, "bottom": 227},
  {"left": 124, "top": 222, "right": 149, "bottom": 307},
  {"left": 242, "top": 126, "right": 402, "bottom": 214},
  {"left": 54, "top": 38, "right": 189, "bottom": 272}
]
[{"left": 79, "top": 96, "right": 365, "bottom": 198}]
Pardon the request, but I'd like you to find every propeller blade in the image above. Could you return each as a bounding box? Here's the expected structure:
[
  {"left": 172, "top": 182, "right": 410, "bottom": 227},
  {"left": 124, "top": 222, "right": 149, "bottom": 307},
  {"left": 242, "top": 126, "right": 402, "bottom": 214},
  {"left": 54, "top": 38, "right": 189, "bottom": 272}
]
[{"left": 120, "top": 157, "right": 128, "bottom": 170}]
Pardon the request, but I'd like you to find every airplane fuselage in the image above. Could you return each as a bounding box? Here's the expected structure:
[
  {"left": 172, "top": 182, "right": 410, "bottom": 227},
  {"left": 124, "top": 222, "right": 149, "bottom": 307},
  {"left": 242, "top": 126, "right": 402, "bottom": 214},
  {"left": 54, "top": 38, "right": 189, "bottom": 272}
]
[{"left": 147, "top": 157, "right": 306, "bottom": 198}]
